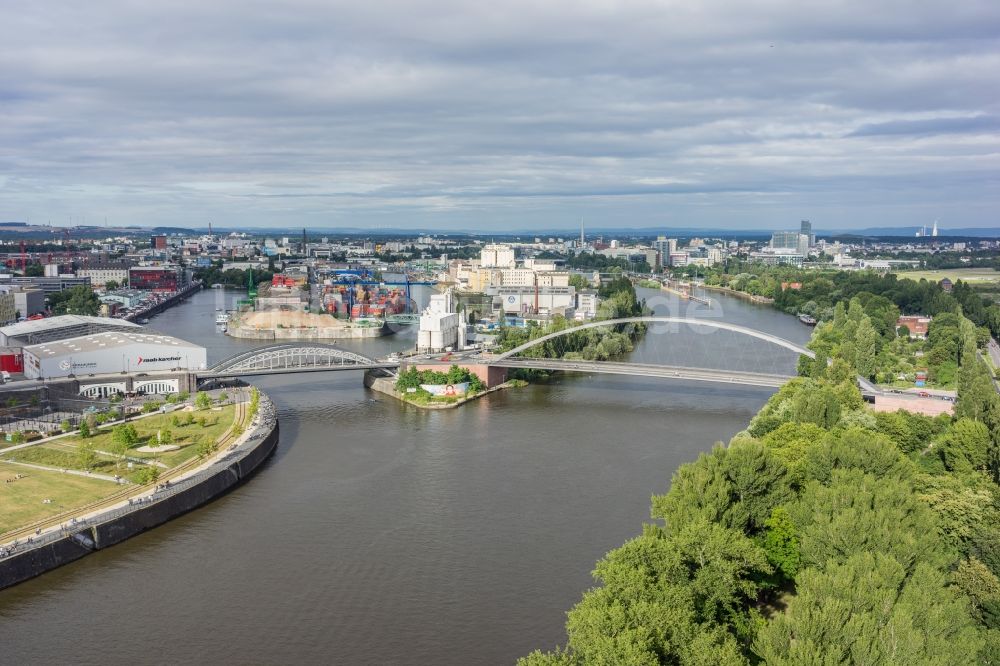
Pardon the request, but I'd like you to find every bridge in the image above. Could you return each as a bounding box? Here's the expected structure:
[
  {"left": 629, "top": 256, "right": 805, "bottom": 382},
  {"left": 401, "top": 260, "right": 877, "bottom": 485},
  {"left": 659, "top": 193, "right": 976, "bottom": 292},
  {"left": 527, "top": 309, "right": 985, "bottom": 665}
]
[
  {"left": 489, "top": 358, "right": 791, "bottom": 388},
  {"left": 490, "top": 316, "right": 814, "bottom": 363},
  {"left": 191, "top": 316, "right": 813, "bottom": 389},
  {"left": 200, "top": 343, "right": 397, "bottom": 379}
]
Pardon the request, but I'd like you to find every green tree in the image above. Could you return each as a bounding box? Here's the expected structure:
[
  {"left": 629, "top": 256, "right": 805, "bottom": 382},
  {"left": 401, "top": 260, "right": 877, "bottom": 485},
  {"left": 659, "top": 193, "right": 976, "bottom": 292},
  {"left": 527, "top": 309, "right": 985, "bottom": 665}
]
[
  {"left": 110, "top": 423, "right": 139, "bottom": 454},
  {"left": 790, "top": 470, "right": 943, "bottom": 573},
  {"left": 49, "top": 284, "right": 100, "bottom": 316},
  {"left": 195, "top": 391, "right": 212, "bottom": 410},
  {"left": 652, "top": 440, "right": 792, "bottom": 536},
  {"left": 853, "top": 316, "right": 880, "bottom": 379},
  {"left": 77, "top": 441, "right": 98, "bottom": 470},
  {"left": 760, "top": 506, "right": 800, "bottom": 582},
  {"left": 78, "top": 419, "right": 91, "bottom": 438},
  {"left": 753, "top": 553, "right": 982, "bottom": 665},
  {"left": 938, "top": 418, "right": 991, "bottom": 473}
]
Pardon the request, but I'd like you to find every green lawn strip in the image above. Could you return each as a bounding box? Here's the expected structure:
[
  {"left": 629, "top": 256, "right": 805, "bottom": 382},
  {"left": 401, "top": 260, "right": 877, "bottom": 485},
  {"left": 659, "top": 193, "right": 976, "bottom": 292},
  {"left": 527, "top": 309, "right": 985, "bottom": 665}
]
[
  {"left": 2, "top": 405, "right": 236, "bottom": 477},
  {"left": 0, "top": 462, "right": 117, "bottom": 534},
  {"left": 895, "top": 268, "right": 1000, "bottom": 284},
  {"left": 3, "top": 444, "right": 120, "bottom": 475}
]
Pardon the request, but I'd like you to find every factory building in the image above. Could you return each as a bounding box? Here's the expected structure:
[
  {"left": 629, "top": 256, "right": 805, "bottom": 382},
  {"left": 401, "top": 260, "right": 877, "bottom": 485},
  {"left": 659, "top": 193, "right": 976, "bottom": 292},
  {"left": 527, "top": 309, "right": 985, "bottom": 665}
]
[
  {"left": 493, "top": 286, "right": 576, "bottom": 315},
  {"left": 480, "top": 244, "right": 516, "bottom": 269},
  {"left": 417, "top": 291, "right": 461, "bottom": 352},
  {"left": 22, "top": 330, "right": 207, "bottom": 383}
]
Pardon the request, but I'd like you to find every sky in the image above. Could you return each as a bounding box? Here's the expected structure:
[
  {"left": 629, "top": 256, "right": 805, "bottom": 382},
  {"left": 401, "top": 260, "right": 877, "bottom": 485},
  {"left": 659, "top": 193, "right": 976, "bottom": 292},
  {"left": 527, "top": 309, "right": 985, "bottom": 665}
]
[{"left": 1, "top": 0, "right": 998, "bottom": 232}]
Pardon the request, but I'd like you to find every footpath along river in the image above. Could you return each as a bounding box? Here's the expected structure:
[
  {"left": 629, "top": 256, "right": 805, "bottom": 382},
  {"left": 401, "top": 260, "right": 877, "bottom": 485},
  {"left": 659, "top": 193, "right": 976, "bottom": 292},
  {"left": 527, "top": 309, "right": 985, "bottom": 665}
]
[{"left": 0, "top": 285, "right": 809, "bottom": 664}]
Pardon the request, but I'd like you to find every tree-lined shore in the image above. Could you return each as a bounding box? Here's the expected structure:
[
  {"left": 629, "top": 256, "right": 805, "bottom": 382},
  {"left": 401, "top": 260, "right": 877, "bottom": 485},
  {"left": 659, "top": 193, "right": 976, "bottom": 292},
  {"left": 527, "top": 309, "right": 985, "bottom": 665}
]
[{"left": 522, "top": 272, "right": 1000, "bottom": 665}]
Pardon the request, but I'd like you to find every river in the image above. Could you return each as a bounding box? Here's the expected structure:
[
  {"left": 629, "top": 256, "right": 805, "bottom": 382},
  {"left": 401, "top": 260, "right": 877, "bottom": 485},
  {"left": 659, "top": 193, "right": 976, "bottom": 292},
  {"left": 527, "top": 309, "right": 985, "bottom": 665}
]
[{"left": 0, "top": 285, "right": 810, "bottom": 664}]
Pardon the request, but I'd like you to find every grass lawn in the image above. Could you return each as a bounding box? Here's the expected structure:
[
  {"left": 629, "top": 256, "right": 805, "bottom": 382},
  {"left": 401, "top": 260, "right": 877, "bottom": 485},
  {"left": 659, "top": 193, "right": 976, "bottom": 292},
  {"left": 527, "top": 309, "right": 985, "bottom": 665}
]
[
  {"left": 55, "top": 405, "right": 237, "bottom": 470},
  {"left": 0, "top": 462, "right": 117, "bottom": 534},
  {"left": 894, "top": 268, "right": 1000, "bottom": 284},
  {"left": 0, "top": 404, "right": 241, "bottom": 535}
]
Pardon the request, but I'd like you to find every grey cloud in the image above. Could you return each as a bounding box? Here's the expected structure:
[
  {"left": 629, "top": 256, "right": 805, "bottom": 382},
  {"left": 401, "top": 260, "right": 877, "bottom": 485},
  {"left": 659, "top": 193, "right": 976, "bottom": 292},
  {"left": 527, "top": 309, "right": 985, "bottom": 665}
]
[{"left": 0, "top": 0, "right": 998, "bottom": 230}]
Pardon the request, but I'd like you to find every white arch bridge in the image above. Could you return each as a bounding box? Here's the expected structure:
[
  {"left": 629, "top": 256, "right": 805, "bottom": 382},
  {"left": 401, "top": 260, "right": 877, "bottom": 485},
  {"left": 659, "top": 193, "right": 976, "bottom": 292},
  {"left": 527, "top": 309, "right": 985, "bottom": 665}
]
[
  {"left": 479, "top": 316, "right": 814, "bottom": 388},
  {"left": 193, "top": 317, "right": 822, "bottom": 390}
]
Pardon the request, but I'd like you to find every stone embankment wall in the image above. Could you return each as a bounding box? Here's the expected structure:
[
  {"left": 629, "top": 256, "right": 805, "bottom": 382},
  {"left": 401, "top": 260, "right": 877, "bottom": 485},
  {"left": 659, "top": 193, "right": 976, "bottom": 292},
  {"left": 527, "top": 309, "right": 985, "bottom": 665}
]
[{"left": 0, "top": 394, "right": 279, "bottom": 591}]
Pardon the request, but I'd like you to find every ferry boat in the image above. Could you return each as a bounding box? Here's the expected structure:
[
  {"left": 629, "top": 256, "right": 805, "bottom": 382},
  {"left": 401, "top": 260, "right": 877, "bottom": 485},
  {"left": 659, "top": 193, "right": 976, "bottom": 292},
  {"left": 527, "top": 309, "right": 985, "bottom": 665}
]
[
  {"left": 797, "top": 313, "right": 817, "bottom": 326},
  {"left": 215, "top": 311, "right": 230, "bottom": 325}
]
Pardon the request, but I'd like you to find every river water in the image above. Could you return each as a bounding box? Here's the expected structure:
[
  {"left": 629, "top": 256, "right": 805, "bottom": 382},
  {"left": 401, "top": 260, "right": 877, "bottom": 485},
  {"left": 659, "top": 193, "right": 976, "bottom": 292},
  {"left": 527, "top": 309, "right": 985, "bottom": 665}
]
[{"left": 0, "top": 285, "right": 809, "bottom": 665}]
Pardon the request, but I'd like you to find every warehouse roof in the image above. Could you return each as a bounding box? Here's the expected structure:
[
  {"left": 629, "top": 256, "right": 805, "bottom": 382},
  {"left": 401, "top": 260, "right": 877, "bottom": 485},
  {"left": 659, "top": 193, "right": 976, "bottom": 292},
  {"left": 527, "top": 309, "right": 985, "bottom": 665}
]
[
  {"left": 0, "top": 314, "right": 141, "bottom": 346},
  {"left": 23, "top": 330, "right": 204, "bottom": 358}
]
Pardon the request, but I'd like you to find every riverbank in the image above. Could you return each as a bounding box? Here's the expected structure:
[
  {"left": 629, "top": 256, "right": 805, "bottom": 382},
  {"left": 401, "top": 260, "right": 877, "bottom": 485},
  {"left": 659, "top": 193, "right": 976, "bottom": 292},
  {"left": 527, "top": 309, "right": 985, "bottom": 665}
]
[
  {"left": 699, "top": 282, "right": 774, "bottom": 304},
  {"left": 0, "top": 391, "right": 278, "bottom": 591},
  {"left": 124, "top": 281, "right": 202, "bottom": 322}
]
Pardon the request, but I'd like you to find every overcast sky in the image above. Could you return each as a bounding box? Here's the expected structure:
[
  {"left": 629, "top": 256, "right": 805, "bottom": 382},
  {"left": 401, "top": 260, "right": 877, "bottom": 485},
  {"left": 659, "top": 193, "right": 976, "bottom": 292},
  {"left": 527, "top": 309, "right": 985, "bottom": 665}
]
[{"left": 1, "top": 0, "right": 998, "bottom": 232}]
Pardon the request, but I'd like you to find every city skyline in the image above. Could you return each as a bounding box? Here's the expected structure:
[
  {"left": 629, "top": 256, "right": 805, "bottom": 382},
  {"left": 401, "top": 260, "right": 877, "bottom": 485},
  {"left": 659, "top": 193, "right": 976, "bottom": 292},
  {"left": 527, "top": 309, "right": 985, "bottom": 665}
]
[{"left": 1, "top": 0, "right": 998, "bottom": 230}]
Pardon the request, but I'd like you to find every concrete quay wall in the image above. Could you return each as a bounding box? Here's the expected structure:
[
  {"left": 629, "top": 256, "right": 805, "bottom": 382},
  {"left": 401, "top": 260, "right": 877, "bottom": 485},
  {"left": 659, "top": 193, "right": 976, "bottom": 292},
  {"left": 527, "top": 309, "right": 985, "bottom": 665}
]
[{"left": 0, "top": 395, "right": 279, "bottom": 591}]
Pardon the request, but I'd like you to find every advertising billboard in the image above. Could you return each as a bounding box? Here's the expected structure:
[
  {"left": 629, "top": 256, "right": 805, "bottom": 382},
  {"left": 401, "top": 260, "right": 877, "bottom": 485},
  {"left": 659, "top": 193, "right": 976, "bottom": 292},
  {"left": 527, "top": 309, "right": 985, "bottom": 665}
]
[{"left": 420, "top": 382, "right": 469, "bottom": 397}]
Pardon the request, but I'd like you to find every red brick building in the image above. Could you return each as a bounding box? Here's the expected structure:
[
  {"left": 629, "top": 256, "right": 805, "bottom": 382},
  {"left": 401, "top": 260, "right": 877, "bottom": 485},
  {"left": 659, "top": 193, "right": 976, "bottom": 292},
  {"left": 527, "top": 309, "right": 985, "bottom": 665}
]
[{"left": 896, "top": 315, "right": 931, "bottom": 339}]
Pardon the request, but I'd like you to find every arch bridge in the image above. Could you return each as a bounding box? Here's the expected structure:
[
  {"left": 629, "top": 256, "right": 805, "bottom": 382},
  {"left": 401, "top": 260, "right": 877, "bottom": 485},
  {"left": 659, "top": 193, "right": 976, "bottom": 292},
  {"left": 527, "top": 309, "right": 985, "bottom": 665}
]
[
  {"left": 482, "top": 316, "right": 815, "bottom": 388},
  {"left": 200, "top": 343, "right": 398, "bottom": 379}
]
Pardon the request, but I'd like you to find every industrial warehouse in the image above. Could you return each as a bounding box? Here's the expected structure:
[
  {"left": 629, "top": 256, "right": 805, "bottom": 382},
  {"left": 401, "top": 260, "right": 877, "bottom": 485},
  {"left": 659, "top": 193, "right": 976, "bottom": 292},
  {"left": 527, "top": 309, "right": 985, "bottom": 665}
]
[{"left": 21, "top": 329, "right": 207, "bottom": 386}]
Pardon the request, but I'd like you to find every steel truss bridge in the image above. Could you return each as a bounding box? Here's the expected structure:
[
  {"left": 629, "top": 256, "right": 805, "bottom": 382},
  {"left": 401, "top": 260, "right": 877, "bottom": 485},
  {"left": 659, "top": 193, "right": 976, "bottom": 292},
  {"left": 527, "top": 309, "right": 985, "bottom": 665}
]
[
  {"left": 201, "top": 343, "right": 396, "bottom": 379},
  {"left": 192, "top": 317, "right": 816, "bottom": 389}
]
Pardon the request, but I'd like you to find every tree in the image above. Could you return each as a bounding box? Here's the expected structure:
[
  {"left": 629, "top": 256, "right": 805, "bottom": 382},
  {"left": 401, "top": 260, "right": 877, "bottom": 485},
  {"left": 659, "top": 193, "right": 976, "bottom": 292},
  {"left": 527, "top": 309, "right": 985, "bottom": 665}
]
[
  {"left": 790, "top": 470, "right": 943, "bottom": 573},
  {"left": 938, "top": 418, "right": 991, "bottom": 473},
  {"left": 104, "top": 279, "right": 119, "bottom": 290},
  {"left": 652, "top": 440, "right": 792, "bottom": 536},
  {"left": 753, "top": 553, "right": 982, "bottom": 665},
  {"left": 49, "top": 284, "right": 100, "bottom": 316},
  {"left": 110, "top": 423, "right": 139, "bottom": 455},
  {"left": 157, "top": 429, "right": 173, "bottom": 446},
  {"left": 853, "top": 316, "right": 880, "bottom": 379},
  {"left": 78, "top": 419, "right": 91, "bottom": 439},
  {"left": 77, "top": 442, "right": 98, "bottom": 470},
  {"left": 760, "top": 506, "right": 800, "bottom": 583},
  {"left": 195, "top": 391, "right": 212, "bottom": 410}
]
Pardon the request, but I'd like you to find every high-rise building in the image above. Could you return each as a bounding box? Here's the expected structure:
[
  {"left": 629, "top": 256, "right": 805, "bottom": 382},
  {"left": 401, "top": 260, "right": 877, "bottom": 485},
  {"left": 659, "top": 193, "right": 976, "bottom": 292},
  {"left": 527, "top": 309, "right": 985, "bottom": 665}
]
[
  {"left": 800, "top": 220, "right": 815, "bottom": 246},
  {"left": 770, "top": 231, "right": 801, "bottom": 249},
  {"left": 653, "top": 236, "right": 677, "bottom": 268}
]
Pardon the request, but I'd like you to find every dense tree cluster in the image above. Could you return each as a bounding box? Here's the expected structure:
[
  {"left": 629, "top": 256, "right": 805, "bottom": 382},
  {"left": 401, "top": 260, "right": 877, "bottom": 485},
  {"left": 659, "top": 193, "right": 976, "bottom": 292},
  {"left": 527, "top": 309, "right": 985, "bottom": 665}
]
[
  {"left": 522, "top": 284, "right": 1000, "bottom": 664},
  {"left": 48, "top": 284, "right": 100, "bottom": 316},
  {"left": 395, "top": 365, "right": 486, "bottom": 395}
]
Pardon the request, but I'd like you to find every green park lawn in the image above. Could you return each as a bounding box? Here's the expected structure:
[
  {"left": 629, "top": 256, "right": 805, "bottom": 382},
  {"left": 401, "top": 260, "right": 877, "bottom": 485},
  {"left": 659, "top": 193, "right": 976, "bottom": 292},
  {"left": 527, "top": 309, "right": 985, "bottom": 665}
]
[
  {"left": 0, "top": 404, "right": 239, "bottom": 535},
  {"left": 895, "top": 268, "right": 1000, "bottom": 284},
  {"left": 0, "top": 462, "right": 118, "bottom": 534}
]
